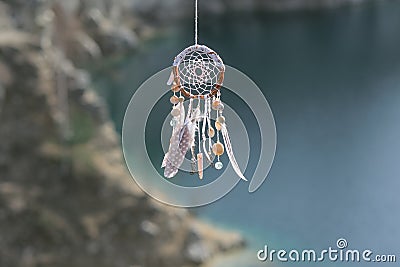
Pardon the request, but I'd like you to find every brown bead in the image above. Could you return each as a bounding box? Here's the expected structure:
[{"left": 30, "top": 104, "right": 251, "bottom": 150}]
[
  {"left": 170, "top": 95, "right": 179, "bottom": 104},
  {"left": 212, "top": 100, "right": 221, "bottom": 110},
  {"left": 216, "top": 103, "right": 224, "bottom": 111},
  {"left": 171, "top": 84, "right": 180, "bottom": 92},
  {"left": 217, "top": 116, "right": 225, "bottom": 124},
  {"left": 215, "top": 121, "right": 222, "bottom": 131},
  {"left": 212, "top": 142, "right": 224, "bottom": 156},
  {"left": 208, "top": 127, "right": 215, "bottom": 138},
  {"left": 179, "top": 96, "right": 185, "bottom": 103}
]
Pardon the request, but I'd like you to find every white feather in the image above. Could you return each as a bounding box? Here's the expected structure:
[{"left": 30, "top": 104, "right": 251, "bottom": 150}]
[
  {"left": 167, "top": 70, "right": 174, "bottom": 85},
  {"left": 221, "top": 124, "right": 247, "bottom": 181}
]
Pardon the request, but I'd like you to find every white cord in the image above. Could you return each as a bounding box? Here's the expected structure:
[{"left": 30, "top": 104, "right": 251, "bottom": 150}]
[{"left": 195, "top": 0, "right": 198, "bottom": 45}]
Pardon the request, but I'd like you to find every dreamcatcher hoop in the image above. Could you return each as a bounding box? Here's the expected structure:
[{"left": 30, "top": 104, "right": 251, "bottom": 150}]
[
  {"left": 169, "top": 45, "right": 225, "bottom": 99},
  {"left": 162, "top": 0, "right": 246, "bottom": 181}
]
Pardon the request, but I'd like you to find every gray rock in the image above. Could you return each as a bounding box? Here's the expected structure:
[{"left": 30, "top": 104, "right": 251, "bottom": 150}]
[
  {"left": 140, "top": 220, "right": 160, "bottom": 236},
  {"left": 0, "top": 2, "right": 14, "bottom": 30},
  {"left": 84, "top": 8, "right": 138, "bottom": 55},
  {"left": 0, "top": 83, "right": 4, "bottom": 116},
  {"left": 185, "top": 241, "right": 212, "bottom": 264}
]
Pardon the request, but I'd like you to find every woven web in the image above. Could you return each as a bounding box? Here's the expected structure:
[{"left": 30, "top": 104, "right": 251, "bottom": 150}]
[{"left": 177, "top": 49, "right": 222, "bottom": 97}]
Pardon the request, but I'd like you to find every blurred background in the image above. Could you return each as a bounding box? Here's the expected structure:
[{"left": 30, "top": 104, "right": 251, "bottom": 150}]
[{"left": 1, "top": 0, "right": 400, "bottom": 266}]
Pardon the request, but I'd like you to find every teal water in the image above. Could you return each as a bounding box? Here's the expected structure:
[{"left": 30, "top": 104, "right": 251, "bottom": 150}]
[{"left": 93, "top": 1, "right": 400, "bottom": 266}]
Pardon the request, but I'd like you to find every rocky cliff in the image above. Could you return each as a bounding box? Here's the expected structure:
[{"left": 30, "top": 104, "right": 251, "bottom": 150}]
[
  {"left": 101, "top": 0, "right": 370, "bottom": 21},
  {"left": 0, "top": 1, "right": 244, "bottom": 266}
]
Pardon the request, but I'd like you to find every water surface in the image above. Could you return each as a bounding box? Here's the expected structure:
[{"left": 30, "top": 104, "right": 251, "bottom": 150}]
[{"left": 93, "top": 1, "right": 400, "bottom": 266}]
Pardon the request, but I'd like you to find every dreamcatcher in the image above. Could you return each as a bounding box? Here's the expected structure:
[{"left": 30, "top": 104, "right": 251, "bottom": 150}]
[{"left": 162, "top": 0, "right": 247, "bottom": 181}]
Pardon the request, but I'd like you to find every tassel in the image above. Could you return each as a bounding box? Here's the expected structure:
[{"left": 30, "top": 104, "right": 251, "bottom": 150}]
[
  {"left": 202, "top": 97, "right": 212, "bottom": 163},
  {"left": 179, "top": 101, "right": 185, "bottom": 126},
  {"left": 221, "top": 124, "right": 247, "bottom": 181},
  {"left": 186, "top": 98, "right": 193, "bottom": 122}
]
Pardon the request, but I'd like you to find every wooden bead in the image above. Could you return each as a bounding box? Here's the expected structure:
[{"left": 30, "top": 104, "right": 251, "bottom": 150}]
[
  {"left": 197, "top": 153, "right": 203, "bottom": 180},
  {"left": 170, "top": 95, "right": 179, "bottom": 104},
  {"left": 171, "top": 108, "right": 180, "bottom": 117},
  {"left": 171, "top": 84, "right": 180, "bottom": 92},
  {"left": 216, "top": 103, "right": 224, "bottom": 111},
  {"left": 212, "top": 142, "right": 224, "bottom": 156},
  {"left": 215, "top": 121, "right": 222, "bottom": 131},
  {"left": 217, "top": 116, "right": 225, "bottom": 124},
  {"left": 212, "top": 100, "right": 221, "bottom": 110},
  {"left": 179, "top": 96, "right": 185, "bottom": 103},
  {"left": 208, "top": 127, "right": 215, "bottom": 138}
]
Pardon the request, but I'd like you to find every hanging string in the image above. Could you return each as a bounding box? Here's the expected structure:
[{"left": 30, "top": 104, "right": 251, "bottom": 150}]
[{"left": 195, "top": 0, "right": 198, "bottom": 45}]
